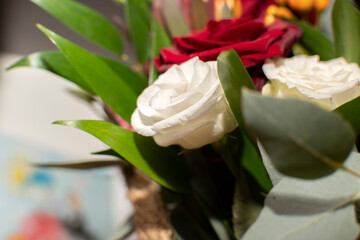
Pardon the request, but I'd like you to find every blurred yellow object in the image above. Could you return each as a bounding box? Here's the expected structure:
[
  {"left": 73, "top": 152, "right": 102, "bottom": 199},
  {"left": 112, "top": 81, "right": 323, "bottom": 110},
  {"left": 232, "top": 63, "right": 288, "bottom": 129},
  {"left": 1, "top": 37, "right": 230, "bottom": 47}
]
[
  {"left": 277, "top": 6, "right": 294, "bottom": 19},
  {"left": 266, "top": 4, "right": 278, "bottom": 15},
  {"left": 288, "top": 0, "right": 314, "bottom": 12},
  {"left": 265, "top": 14, "right": 276, "bottom": 25},
  {"left": 314, "top": 0, "right": 330, "bottom": 11},
  {"left": 265, "top": 4, "right": 294, "bottom": 25}
]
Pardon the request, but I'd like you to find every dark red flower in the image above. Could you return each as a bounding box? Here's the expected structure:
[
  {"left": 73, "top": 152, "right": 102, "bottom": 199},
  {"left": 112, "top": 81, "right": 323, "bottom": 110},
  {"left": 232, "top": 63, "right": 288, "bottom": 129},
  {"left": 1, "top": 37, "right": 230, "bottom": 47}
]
[{"left": 155, "top": 16, "right": 301, "bottom": 89}]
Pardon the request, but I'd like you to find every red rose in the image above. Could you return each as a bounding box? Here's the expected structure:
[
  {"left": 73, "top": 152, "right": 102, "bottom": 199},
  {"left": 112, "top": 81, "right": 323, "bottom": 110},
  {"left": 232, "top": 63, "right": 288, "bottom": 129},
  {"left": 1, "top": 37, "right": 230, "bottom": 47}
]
[{"left": 155, "top": 16, "right": 301, "bottom": 88}]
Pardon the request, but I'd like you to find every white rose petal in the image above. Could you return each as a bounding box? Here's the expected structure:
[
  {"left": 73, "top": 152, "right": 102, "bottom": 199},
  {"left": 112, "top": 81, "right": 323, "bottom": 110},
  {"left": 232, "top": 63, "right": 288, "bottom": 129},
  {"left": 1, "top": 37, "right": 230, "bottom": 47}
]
[
  {"left": 131, "top": 57, "right": 238, "bottom": 149},
  {"left": 262, "top": 55, "right": 360, "bottom": 109}
]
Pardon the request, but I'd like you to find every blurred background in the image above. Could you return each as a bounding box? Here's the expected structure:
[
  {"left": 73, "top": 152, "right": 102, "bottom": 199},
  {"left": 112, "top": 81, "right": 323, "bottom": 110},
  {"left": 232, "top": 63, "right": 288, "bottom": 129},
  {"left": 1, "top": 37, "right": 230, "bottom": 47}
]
[{"left": 0, "top": 1, "right": 134, "bottom": 239}]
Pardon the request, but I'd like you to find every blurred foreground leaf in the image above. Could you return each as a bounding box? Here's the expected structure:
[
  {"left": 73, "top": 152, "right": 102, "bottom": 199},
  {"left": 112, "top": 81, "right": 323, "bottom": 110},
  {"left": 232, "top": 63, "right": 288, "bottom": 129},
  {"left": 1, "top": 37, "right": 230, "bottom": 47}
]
[
  {"left": 242, "top": 90, "right": 354, "bottom": 179},
  {"left": 31, "top": 0, "right": 123, "bottom": 55},
  {"left": 54, "top": 120, "right": 191, "bottom": 193},
  {"left": 243, "top": 152, "right": 360, "bottom": 240}
]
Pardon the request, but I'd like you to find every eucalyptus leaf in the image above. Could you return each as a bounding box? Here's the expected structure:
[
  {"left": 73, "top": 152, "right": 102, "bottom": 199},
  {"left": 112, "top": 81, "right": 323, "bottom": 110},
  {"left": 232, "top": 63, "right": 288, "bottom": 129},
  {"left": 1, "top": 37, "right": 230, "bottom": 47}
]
[
  {"left": 242, "top": 90, "right": 355, "bottom": 179},
  {"left": 31, "top": 0, "right": 123, "bottom": 55},
  {"left": 332, "top": 0, "right": 360, "bottom": 64},
  {"left": 7, "top": 51, "right": 94, "bottom": 94},
  {"left": 125, "top": 0, "right": 151, "bottom": 63},
  {"left": 335, "top": 96, "right": 360, "bottom": 135},
  {"left": 34, "top": 159, "right": 122, "bottom": 169},
  {"left": 160, "top": 0, "right": 190, "bottom": 37},
  {"left": 293, "top": 20, "right": 335, "bottom": 61},
  {"left": 242, "top": 152, "right": 360, "bottom": 240},
  {"left": 54, "top": 120, "right": 191, "bottom": 193},
  {"left": 37, "top": 25, "right": 138, "bottom": 123}
]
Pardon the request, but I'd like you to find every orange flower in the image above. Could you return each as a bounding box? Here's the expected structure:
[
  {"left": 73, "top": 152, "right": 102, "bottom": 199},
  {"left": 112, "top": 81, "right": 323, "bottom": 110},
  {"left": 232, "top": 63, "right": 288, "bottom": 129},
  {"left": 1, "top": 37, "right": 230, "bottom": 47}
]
[
  {"left": 288, "top": 0, "right": 314, "bottom": 12},
  {"left": 314, "top": 0, "right": 330, "bottom": 11}
]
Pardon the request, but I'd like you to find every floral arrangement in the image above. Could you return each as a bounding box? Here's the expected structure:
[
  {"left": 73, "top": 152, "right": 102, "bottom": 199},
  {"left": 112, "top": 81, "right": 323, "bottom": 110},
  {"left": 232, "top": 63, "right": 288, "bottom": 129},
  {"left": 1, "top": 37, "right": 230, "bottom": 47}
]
[{"left": 8, "top": 0, "right": 360, "bottom": 239}]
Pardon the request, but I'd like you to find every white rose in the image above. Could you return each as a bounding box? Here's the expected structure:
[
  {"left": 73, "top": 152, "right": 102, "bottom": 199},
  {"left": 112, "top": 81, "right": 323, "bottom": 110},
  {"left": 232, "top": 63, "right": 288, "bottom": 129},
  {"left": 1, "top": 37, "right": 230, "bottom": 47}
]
[
  {"left": 131, "top": 57, "right": 237, "bottom": 149},
  {"left": 262, "top": 55, "right": 360, "bottom": 109}
]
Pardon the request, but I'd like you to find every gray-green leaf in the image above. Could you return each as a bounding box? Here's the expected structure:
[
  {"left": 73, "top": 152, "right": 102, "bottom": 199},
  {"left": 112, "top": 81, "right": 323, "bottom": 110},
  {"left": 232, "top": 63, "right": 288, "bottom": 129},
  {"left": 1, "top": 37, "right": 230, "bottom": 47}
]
[
  {"left": 242, "top": 90, "right": 354, "bottom": 179},
  {"left": 242, "top": 152, "right": 360, "bottom": 240}
]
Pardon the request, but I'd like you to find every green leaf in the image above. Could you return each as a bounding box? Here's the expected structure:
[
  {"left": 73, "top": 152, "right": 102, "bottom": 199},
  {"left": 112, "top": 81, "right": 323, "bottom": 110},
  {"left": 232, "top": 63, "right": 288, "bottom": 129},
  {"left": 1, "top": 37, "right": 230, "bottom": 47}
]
[
  {"left": 34, "top": 159, "right": 122, "bottom": 169},
  {"left": 217, "top": 50, "right": 255, "bottom": 132},
  {"left": 149, "top": 18, "right": 172, "bottom": 84},
  {"left": 100, "top": 57, "right": 147, "bottom": 96},
  {"left": 217, "top": 50, "right": 272, "bottom": 191},
  {"left": 335, "top": 96, "right": 360, "bottom": 135},
  {"left": 241, "top": 136, "right": 272, "bottom": 192},
  {"left": 125, "top": 0, "right": 151, "bottom": 63},
  {"left": 31, "top": 0, "right": 123, "bottom": 55},
  {"left": 243, "top": 152, "right": 360, "bottom": 240},
  {"left": 160, "top": 0, "right": 190, "bottom": 37},
  {"left": 242, "top": 90, "right": 355, "bottom": 179},
  {"left": 37, "top": 25, "right": 138, "bottom": 123},
  {"left": 332, "top": 0, "right": 360, "bottom": 64},
  {"left": 294, "top": 20, "right": 335, "bottom": 61},
  {"left": 7, "top": 51, "right": 95, "bottom": 94},
  {"left": 233, "top": 179, "right": 262, "bottom": 239},
  {"left": 54, "top": 120, "right": 191, "bottom": 193}
]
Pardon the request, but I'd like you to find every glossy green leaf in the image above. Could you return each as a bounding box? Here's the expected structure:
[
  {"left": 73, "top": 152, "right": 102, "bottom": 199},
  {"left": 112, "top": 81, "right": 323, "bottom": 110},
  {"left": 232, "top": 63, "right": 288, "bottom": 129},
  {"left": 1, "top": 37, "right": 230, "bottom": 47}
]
[
  {"left": 149, "top": 18, "right": 172, "bottom": 84},
  {"left": 217, "top": 50, "right": 255, "bottom": 132},
  {"left": 31, "top": 0, "right": 123, "bottom": 55},
  {"left": 54, "top": 120, "right": 191, "bottom": 193},
  {"left": 294, "top": 20, "right": 335, "bottom": 61},
  {"left": 100, "top": 57, "right": 147, "bottom": 96},
  {"left": 335, "top": 96, "right": 360, "bottom": 134},
  {"left": 332, "top": 0, "right": 360, "bottom": 64},
  {"left": 35, "top": 159, "right": 122, "bottom": 169},
  {"left": 125, "top": 0, "right": 151, "bottom": 63},
  {"left": 242, "top": 90, "right": 355, "bottom": 179},
  {"left": 243, "top": 152, "right": 360, "bottom": 240},
  {"left": 7, "top": 51, "right": 95, "bottom": 94},
  {"left": 241, "top": 135, "right": 272, "bottom": 192},
  {"left": 161, "top": 0, "right": 190, "bottom": 37},
  {"left": 9, "top": 50, "right": 147, "bottom": 98},
  {"left": 38, "top": 25, "right": 137, "bottom": 123},
  {"left": 217, "top": 50, "right": 271, "bottom": 190}
]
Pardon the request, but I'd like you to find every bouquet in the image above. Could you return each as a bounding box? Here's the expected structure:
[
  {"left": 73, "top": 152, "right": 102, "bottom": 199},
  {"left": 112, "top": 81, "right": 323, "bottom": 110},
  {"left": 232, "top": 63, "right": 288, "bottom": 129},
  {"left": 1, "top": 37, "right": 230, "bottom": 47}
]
[{"left": 8, "top": 0, "right": 360, "bottom": 239}]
